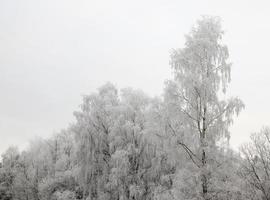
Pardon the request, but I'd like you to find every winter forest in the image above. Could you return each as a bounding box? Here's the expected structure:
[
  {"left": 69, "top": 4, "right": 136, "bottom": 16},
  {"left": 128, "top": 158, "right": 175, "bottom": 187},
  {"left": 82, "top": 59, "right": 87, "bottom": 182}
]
[{"left": 1, "top": 16, "right": 270, "bottom": 200}]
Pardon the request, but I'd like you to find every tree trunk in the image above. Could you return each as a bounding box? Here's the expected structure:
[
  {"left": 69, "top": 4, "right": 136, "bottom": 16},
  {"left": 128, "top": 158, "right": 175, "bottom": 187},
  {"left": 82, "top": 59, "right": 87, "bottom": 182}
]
[
  {"left": 201, "top": 149, "right": 207, "bottom": 199},
  {"left": 201, "top": 106, "right": 208, "bottom": 200}
]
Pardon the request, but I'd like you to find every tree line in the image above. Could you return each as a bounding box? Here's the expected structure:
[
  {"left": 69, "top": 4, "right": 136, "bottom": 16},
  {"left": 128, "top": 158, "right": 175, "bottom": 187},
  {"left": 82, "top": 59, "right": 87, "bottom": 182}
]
[{"left": 1, "top": 16, "right": 268, "bottom": 200}]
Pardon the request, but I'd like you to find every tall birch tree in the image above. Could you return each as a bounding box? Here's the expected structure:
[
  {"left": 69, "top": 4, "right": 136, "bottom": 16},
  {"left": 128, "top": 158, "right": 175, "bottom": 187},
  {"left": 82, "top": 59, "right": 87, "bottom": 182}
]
[{"left": 165, "top": 16, "right": 244, "bottom": 200}]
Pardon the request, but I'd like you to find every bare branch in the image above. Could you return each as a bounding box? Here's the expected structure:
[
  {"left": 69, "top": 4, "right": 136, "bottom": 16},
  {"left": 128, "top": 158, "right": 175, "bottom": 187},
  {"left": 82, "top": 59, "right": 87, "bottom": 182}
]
[{"left": 167, "top": 122, "right": 201, "bottom": 168}]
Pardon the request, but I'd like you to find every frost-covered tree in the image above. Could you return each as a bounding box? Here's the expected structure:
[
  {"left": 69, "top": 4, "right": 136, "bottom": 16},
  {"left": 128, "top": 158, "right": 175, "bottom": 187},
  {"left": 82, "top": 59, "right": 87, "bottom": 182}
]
[
  {"left": 165, "top": 16, "right": 244, "bottom": 199},
  {"left": 0, "top": 146, "right": 20, "bottom": 200},
  {"left": 72, "top": 82, "right": 119, "bottom": 200},
  {"left": 71, "top": 84, "right": 175, "bottom": 200},
  {"left": 108, "top": 88, "right": 175, "bottom": 200},
  {"left": 240, "top": 127, "right": 270, "bottom": 200}
]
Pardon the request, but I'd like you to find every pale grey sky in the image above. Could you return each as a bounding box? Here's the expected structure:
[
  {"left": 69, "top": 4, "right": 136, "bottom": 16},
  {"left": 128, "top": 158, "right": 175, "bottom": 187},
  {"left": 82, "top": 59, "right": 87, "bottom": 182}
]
[{"left": 0, "top": 0, "right": 270, "bottom": 154}]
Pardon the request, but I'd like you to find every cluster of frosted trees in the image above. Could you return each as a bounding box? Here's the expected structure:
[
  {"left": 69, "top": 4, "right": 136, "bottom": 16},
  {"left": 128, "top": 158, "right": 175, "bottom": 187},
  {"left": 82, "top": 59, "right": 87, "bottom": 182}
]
[{"left": 1, "top": 17, "right": 269, "bottom": 200}]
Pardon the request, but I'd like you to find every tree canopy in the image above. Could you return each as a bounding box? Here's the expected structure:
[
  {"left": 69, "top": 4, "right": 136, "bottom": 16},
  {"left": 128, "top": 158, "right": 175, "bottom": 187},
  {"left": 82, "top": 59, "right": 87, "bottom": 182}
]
[{"left": 1, "top": 16, "right": 266, "bottom": 200}]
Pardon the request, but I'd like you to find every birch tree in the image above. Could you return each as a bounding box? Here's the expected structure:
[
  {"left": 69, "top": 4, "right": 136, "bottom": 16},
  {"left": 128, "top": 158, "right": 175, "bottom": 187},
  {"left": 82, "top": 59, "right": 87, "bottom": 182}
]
[
  {"left": 165, "top": 16, "right": 244, "bottom": 199},
  {"left": 72, "top": 82, "right": 119, "bottom": 200}
]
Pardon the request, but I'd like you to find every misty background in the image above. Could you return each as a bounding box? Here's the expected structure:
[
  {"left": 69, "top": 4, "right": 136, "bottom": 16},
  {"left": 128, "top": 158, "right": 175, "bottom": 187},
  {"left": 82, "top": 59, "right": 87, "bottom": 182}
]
[{"left": 0, "top": 0, "right": 269, "bottom": 154}]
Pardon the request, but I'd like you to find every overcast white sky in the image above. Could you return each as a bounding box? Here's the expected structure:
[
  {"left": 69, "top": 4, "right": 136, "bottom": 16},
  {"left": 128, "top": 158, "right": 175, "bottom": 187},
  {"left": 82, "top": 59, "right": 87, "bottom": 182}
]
[{"left": 1, "top": 0, "right": 270, "bottom": 155}]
